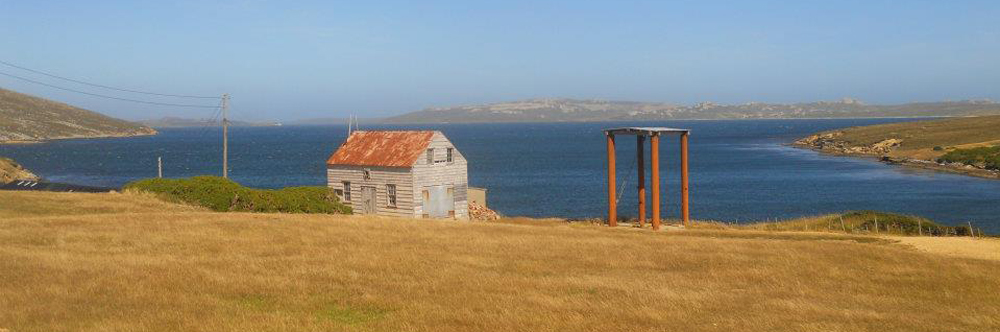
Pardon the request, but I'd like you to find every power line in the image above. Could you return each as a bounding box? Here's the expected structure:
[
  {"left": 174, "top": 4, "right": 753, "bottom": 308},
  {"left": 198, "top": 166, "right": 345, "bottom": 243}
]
[
  {"left": 0, "top": 70, "right": 219, "bottom": 108},
  {"left": 195, "top": 104, "right": 225, "bottom": 138},
  {"left": 0, "top": 60, "right": 220, "bottom": 99}
]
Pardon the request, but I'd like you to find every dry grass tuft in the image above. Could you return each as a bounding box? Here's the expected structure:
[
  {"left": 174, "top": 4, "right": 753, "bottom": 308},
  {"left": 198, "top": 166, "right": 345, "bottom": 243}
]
[{"left": 1, "top": 192, "right": 999, "bottom": 331}]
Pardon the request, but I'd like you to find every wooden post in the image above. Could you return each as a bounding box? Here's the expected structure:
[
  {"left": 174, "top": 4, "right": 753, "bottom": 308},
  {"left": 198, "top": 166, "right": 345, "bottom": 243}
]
[
  {"left": 637, "top": 135, "right": 646, "bottom": 228},
  {"left": 840, "top": 216, "right": 847, "bottom": 232},
  {"left": 680, "top": 132, "right": 690, "bottom": 227},
  {"left": 221, "top": 94, "right": 230, "bottom": 179},
  {"left": 606, "top": 134, "right": 617, "bottom": 227},
  {"left": 968, "top": 221, "right": 975, "bottom": 238},
  {"left": 874, "top": 215, "right": 879, "bottom": 234},
  {"left": 157, "top": 157, "right": 162, "bottom": 178},
  {"left": 651, "top": 134, "right": 661, "bottom": 230}
]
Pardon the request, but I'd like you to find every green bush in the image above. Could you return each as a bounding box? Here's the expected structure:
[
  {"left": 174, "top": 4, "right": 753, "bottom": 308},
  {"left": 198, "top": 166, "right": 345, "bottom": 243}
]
[
  {"left": 124, "top": 176, "right": 351, "bottom": 214},
  {"left": 842, "top": 211, "right": 953, "bottom": 236},
  {"left": 937, "top": 146, "right": 1000, "bottom": 170}
]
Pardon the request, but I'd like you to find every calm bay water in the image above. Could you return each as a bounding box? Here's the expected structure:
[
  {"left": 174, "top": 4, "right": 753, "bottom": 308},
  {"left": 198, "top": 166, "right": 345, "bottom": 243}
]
[{"left": 3, "top": 119, "right": 999, "bottom": 233}]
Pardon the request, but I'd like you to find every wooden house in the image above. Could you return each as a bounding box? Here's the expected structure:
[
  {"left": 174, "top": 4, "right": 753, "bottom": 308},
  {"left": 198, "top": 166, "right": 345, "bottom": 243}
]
[{"left": 326, "top": 130, "right": 469, "bottom": 219}]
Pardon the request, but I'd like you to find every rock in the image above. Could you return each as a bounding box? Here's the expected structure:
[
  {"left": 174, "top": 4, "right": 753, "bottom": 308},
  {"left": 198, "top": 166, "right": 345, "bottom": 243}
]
[
  {"left": 870, "top": 139, "right": 903, "bottom": 154},
  {"left": 795, "top": 132, "right": 904, "bottom": 156},
  {"left": 469, "top": 203, "right": 501, "bottom": 221}
]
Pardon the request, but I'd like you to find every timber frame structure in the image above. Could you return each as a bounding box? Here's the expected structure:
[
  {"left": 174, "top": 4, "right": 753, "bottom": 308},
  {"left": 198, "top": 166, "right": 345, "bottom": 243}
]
[{"left": 604, "top": 127, "right": 690, "bottom": 230}]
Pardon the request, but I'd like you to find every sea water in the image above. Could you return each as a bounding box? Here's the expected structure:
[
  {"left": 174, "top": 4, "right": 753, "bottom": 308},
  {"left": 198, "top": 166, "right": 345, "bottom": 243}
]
[{"left": 3, "top": 119, "right": 999, "bottom": 232}]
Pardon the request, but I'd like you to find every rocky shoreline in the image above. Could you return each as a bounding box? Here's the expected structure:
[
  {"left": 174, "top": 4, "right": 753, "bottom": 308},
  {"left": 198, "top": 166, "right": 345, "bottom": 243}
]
[
  {"left": 0, "top": 128, "right": 158, "bottom": 144},
  {"left": 0, "top": 157, "right": 39, "bottom": 184},
  {"left": 794, "top": 132, "right": 1000, "bottom": 180}
]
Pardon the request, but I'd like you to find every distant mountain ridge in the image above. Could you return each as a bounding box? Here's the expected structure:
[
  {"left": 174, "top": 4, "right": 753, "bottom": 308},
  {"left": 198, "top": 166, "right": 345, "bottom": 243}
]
[
  {"left": 0, "top": 87, "right": 156, "bottom": 142},
  {"left": 383, "top": 98, "right": 1000, "bottom": 123},
  {"left": 139, "top": 117, "right": 282, "bottom": 128}
]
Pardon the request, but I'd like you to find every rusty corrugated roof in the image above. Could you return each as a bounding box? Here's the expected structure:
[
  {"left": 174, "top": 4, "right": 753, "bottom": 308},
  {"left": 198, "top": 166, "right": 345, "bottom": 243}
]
[{"left": 326, "top": 130, "right": 436, "bottom": 167}]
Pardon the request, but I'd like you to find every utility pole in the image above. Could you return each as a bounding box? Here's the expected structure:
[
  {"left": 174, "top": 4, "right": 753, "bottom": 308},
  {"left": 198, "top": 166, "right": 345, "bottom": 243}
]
[{"left": 221, "top": 93, "right": 230, "bottom": 178}]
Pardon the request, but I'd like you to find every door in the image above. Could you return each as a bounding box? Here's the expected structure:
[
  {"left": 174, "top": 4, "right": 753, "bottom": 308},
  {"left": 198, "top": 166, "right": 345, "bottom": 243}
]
[
  {"left": 423, "top": 185, "right": 454, "bottom": 218},
  {"left": 361, "top": 186, "right": 377, "bottom": 215}
]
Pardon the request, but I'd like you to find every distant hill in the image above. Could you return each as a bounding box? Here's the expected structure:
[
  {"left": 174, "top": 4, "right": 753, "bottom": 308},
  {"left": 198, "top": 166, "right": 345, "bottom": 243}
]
[
  {"left": 0, "top": 88, "right": 156, "bottom": 142},
  {"left": 289, "top": 117, "right": 385, "bottom": 126},
  {"left": 139, "top": 117, "right": 282, "bottom": 128},
  {"left": 383, "top": 98, "right": 1000, "bottom": 123}
]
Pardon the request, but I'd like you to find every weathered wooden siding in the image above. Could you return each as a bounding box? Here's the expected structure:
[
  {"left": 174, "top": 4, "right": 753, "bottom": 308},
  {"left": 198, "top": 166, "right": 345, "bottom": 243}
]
[
  {"left": 327, "top": 165, "right": 415, "bottom": 218},
  {"left": 411, "top": 132, "right": 469, "bottom": 219}
]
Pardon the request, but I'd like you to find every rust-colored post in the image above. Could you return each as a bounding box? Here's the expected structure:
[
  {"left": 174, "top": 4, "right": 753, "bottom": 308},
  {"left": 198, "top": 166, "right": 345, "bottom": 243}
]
[
  {"left": 637, "top": 135, "right": 646, "bottom": 228},
  {"left": 651, "top": 134, "right": 661, "bottom": 230},
  {"left": 606, "top": 133, "right": 617, "bottom": 227},
  {"left": 681, "top": 132, "right": 690, "bottom": 227}
]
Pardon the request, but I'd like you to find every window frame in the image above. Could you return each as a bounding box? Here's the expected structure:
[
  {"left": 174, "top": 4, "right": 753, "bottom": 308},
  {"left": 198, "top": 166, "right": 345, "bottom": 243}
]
[
  {"left": 342, "top": 181, "right": 352, "bottom": 201},
  {"left": 446, "top": 148, "right": 454, "bottom": 163},
  {"left": 386, "top": 184, "right": 397, "bottom": 208},
  {"left": 426, "top": 148, "right": 435, "bottom": 164}
]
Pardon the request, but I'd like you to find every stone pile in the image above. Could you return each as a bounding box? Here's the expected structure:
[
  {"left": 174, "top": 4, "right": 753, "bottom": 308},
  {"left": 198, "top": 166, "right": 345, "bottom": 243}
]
[{"left": 469, "top": 203, "right": 500, "bottom": 221}]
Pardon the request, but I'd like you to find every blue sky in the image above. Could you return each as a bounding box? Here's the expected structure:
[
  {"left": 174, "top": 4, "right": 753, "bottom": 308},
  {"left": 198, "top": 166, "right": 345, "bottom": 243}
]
[{"left": 1, "top": 0, "right": 998, "bottom": 121}]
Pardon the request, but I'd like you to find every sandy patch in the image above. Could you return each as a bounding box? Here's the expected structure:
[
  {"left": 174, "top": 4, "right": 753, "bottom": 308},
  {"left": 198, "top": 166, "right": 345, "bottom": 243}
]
[{"left": 891, "top": 236, "right": 1000, "bottom": 261}]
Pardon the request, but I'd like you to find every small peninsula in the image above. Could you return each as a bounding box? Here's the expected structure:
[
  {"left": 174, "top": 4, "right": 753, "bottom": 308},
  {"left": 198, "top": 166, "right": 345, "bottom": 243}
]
[
  {"left": 795, "top": 116, "right": 1000, "bottom": 179},
  {"left": 0, "top": 157, "right": 39, "bottom": 184}
]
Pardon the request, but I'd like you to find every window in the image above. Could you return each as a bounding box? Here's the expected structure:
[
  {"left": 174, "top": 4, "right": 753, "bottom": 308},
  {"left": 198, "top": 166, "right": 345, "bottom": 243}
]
[
  {"left": 342, "top": 181, "right": 351, "bottom": 201},
  {"left": 386, "top": 184, "right": 397, "bottom": 207},
  {"left": 333, "top": 189, "right": 344, "bottom": 201},
  {"left": 363, "top": 168, "right": 371, "bottom": 180},
  {"left": 446, "top": 148, "right": 454, "bottom": 163},
  {"left": 426, "top": 148, "right": 434, "bottom": 164}
]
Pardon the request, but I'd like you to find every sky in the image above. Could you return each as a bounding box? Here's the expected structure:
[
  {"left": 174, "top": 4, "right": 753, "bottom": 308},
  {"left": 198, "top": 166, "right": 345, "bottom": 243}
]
[{"left": 1, "top": 0, "right": 998, "bottom": 121}]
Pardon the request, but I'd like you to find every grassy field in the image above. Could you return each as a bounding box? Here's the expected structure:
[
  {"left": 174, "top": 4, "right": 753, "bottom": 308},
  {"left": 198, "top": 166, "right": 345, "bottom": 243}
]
[{"left": 2, "top": 191, "right": 1000, "bottom": 331}]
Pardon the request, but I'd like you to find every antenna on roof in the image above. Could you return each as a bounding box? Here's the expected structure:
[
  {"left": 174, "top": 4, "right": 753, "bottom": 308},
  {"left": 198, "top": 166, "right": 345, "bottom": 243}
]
[{"left": 347, "top": 115, "right": 360, "bottom": 137}]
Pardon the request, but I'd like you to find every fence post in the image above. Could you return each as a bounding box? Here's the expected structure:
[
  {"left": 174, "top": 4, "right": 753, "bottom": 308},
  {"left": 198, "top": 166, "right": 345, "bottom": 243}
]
[{"left": 874, "top": 215, "right": 879, "bottom": 235}]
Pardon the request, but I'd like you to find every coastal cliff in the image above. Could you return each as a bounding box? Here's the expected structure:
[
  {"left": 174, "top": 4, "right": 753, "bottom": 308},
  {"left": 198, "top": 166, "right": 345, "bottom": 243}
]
[
  {"left": 794, "top": 116, "right": 1000, "bottom": 179},
  {"left": 0, "top": 88, "right": 157, "bottom": 142}
]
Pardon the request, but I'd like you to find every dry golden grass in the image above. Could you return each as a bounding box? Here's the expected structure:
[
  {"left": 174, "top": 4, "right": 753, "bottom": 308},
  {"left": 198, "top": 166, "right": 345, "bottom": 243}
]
[
  {"left": 0, "top": 190, "right": 202, "bottom": 219},
  {"left": 1, "top": 192, "right": 999, "bottom": 332}
]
